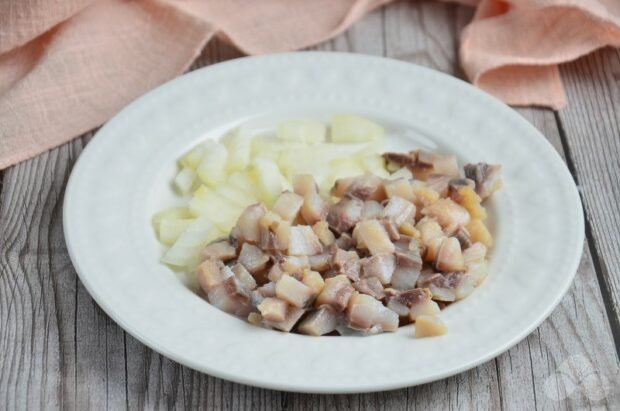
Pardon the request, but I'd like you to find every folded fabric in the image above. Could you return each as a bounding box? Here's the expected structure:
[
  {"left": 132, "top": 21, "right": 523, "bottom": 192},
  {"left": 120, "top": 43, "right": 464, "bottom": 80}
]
[
  {"left": 1, "top": 0, "right": 619, "bottom": 169},
  {"left": 461, "top": 0, "right": 620, "bottom": 108}
]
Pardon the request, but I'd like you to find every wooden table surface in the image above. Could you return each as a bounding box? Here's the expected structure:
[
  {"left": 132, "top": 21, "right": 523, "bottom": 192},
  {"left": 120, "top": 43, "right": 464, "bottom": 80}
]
[{"left": 2, "top": 2, "right": 620, "bottom": 410}]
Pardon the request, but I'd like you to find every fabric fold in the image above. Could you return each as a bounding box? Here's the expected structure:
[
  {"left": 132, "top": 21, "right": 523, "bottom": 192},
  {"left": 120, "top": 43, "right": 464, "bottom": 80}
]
[
  {"left": 0, "top": 0, "right": 216, "bottom": 168},
  {"left": 461, "top": 0, "right": 620, "bottom": 108}
]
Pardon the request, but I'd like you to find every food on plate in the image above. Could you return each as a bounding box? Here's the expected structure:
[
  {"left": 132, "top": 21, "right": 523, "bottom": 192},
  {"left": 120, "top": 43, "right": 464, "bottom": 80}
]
[{"left": 153, "top": 115, "right": 502, "bottom": 338}]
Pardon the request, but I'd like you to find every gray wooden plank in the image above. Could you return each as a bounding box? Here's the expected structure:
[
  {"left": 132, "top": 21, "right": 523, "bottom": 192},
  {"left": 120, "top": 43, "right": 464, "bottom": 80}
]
[
  {"left": 558, "top": 48, "right": 620, "bottom": 354},
  {"left": 0, "top": 136, "right": 129, "bottom": 410},
  {"left": 501, "top": 108, "right": 620, "bottom": 410},
  {"left": 0, "top": 156, "right": 67, "bottom": 410},
  {"left": 125, "top": 337, "right": 187, "bottom": 410}
]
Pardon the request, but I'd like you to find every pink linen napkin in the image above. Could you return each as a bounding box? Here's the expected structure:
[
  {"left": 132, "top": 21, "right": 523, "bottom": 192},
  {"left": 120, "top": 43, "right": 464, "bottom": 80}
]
[{"left": 1, "top": 0, "right": 619, "bottom": 169}]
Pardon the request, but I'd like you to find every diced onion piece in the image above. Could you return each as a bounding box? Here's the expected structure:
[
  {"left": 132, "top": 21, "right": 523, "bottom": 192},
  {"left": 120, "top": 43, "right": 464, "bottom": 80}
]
[
  {"left": 215, "top": 184, "right": 256, "bottom": 207},
  {"left": 278, "top": 144, "right": 352, "bottom": 184},
  {"left": 321, "top": 158, "right": 365, "bottom": 195},
  {"left": 152, "top": 207, "right": 192, "bottom": 230},
  {"left": 173, "top": 167, "right": 196, "bottom": 194},
  {"left": 221, "top": 126, "right": 252, "bottom": 172},
  {"left": 252, "top": 136, "right": 285, "bottom": 161},
  {"left": 360, "top": 154, "right": 390, "bottom": 178},
  {"left": 159, "top": 217, "right": 194, "bottom": 246},
  {"left": 279, "top": 173, "right": 293, "bottom": 192},
  {"left": 277, "top": 120, "right": 326, "bottom": 144},
  {"left": 388, "top": 167, "right": 413, "bottom": 180},
  {"left": 179, "top": 143, "right": 207, "bottom": 170},
  {"left": 354, "top": 140, "right": 384, "bottom": 159},
  {"left": 252, "top": 159, "right": 285, "bottom": 206},
  {"left": 196, "top": 141, "right": 228, "bottom": 187},
  {"left": 281, "top": 141, "right": 311, "bottom": 151},
  {"left": 330, "top": 157, "right": 365, "bottom": 178},
  {"left": 227, "top": 171, "right": 260, "bottom": 199},
  {"left": 354, "top": 141, "right": 388, "bottom": 177},
  {"left": 189, "top": 185, "right": 238, "bottom": 216},
  {"left": 189, "top": 185, "right": 243, "bottom": 232},
  {"left": 161, "top": 216, "right": 222, "bottom": 269},
  {"left": 331, "top": 114, "right": 384, "bottom": 143},
  {"left": 278, "top": 149, "right": 326, "bottom": 185}
]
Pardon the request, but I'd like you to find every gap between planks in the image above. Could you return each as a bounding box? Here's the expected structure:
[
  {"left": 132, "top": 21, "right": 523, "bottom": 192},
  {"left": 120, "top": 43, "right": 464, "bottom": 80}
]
[
  {"left": 553, "top": 111, "right": 620, "bottom": 359},
  {"left": 0, "top": 170, "right": 4, "bottom": 206},
  {"left": 557, "top": 49, "right": 620, "bottom": 364}
]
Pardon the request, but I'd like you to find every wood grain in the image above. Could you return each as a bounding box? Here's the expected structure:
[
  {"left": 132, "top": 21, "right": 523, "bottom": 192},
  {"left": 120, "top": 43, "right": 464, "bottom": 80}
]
[
  {"left": 1, "top": 1, "right": 619, "bottom": 410},
  {"left": 558, "top": 48, "right": 620, "bottom": 353},
  {"left": 496, "top": 105, "right": 619, "bottom": 411},
  {"left": 1, "top": 140, "right": 85, "bottom": 410}
]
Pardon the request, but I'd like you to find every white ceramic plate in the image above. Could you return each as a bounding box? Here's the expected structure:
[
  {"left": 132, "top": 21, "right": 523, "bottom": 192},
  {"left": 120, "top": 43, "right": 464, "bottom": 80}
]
[{"left": 64, "top": 52, "right": 583, "bottom": 393}]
